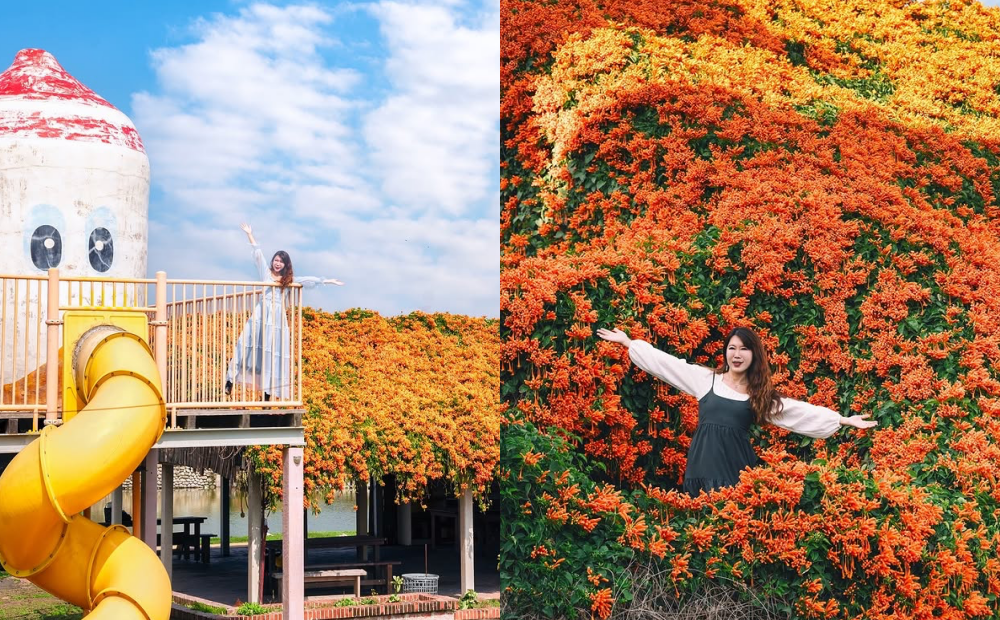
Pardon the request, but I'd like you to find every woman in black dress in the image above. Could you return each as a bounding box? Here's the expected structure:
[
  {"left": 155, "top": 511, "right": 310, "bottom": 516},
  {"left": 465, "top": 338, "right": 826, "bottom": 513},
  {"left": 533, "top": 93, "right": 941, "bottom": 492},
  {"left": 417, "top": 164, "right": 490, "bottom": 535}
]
[{"left": 596, "top": 326, "right": 876, "bottom": 496}]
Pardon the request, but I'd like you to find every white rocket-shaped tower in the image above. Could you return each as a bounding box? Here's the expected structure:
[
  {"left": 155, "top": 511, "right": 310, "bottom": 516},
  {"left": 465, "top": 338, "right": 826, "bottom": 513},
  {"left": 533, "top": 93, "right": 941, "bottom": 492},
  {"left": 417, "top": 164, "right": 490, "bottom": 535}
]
[{"left": 0, "top": 49, "right": 150, "bottom": 384}]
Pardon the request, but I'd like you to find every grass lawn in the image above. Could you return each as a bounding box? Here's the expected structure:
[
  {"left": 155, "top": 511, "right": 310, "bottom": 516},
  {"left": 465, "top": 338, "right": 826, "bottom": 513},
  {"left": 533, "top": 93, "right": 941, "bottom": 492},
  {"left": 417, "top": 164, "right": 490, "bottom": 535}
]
[
  {"left": 0, "top": 530, "right": 357, "bottom": 617},
  {"left": 0, "top": 575, "right": 84, "bottom": 619},
  {"left": 210, "top": 529, "right": 353, "bottom": 544}
]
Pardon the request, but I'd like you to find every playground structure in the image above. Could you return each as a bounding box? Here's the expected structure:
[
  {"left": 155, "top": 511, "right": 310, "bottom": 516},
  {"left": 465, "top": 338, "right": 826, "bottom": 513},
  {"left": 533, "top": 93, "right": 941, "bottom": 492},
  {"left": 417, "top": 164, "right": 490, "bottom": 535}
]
[
  {"left": 0, "top": 315, "right": 170, "bottom": 619},
  {"left": 0, "top": 268, "right": 308, "bottom": 619},
  {"left": 0, "top": 46, "right": 491, "bottom": 618}
]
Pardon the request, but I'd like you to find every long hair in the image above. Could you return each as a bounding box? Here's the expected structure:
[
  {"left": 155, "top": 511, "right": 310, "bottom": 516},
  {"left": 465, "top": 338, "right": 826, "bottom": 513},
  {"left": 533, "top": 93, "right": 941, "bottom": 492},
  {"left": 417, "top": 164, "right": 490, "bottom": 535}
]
[
  {"left": 719, "top": 327, "right": 783, "bottom": 424},
  {"left": 271, "top": 250, "right": 294, "bottom": 289}
]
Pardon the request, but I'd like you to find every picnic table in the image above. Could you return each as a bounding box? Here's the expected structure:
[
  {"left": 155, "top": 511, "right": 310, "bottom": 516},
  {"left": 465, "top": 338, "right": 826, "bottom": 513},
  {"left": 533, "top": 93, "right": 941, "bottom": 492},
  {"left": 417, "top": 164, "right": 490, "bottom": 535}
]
[
  {"left": 266, "top": 535, "right": 399, "bottom": 596},
  {"left": 265, "top": 534, "right": 385, "bottom": 561},
  {"left": 157, "top": 516, "right": 213, "bottom": 563}
]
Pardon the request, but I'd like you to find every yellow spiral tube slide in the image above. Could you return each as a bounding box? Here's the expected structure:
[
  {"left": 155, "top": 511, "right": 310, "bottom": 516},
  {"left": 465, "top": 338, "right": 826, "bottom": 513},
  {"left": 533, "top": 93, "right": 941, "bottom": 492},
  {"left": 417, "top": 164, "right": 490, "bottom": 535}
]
[{"left": 0, "top": 327, "right": 171, "bottom": 619}]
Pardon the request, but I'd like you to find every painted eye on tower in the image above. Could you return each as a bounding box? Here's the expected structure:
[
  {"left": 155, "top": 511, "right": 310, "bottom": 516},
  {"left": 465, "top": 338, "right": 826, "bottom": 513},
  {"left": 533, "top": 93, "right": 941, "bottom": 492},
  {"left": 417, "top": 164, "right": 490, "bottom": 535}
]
[
  {"left": 88, "top": 227, "right": 114, "bottom": 272},
  {"left": 30, "top": 225, "right": 62, "bottom": 270}
]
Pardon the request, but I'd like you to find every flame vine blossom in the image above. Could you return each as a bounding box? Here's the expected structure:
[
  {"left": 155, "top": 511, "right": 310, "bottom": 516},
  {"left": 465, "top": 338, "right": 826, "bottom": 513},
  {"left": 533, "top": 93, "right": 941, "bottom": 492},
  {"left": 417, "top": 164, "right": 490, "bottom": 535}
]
[
  {"left": 250, "top": 308, "right": 501, "bottom": 508},
  {"left": 502, "top": 0, "right": 1000, "bottom": 617}
]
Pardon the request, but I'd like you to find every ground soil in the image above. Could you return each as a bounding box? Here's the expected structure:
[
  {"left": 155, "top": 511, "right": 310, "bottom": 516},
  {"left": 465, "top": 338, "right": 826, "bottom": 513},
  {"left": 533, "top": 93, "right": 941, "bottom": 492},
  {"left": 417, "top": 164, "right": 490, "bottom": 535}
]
[{"left": 0, "top": 575, "right": 83, "bottom": 619}]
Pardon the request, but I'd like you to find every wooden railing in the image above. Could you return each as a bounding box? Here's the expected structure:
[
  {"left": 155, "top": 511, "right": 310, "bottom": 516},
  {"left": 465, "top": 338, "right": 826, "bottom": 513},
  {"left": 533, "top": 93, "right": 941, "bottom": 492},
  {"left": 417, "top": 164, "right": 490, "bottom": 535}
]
[
  {"left": 162, "top": 280, "right": 303, "bottom": 408},
  {"left": 0, "top": 269, "right": 303, "bottom": 432}
]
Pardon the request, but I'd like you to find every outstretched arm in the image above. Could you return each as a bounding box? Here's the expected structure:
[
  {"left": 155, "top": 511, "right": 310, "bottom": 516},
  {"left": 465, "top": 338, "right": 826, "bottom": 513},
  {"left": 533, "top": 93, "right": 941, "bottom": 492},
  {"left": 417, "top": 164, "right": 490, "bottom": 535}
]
[
  {"left": 596, "top": 327, "right": 713, "bottom": 398},
  {"left": 839, "top": 413, "right": 877, "bottom": 429},
  {"left": 771, "top": 398, "right": 877, "bottom": 438},
  {"left": 295, "top": 276, "right": 345, "bottom": 289}
]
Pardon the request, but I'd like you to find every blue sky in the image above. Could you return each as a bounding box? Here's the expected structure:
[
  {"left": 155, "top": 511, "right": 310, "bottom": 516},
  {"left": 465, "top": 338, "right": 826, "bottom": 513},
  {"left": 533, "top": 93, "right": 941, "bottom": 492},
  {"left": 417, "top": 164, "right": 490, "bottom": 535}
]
[{"left": 0, "top": 1, "right": 499, "bottom": 317}]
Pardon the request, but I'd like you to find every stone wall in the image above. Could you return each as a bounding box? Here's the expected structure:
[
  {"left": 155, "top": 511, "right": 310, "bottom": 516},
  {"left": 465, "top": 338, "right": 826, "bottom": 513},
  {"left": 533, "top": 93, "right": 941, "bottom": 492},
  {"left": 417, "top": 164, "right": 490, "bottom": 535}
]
[{"left": 120, "top": 464, "right": 218, "bottom": 490}]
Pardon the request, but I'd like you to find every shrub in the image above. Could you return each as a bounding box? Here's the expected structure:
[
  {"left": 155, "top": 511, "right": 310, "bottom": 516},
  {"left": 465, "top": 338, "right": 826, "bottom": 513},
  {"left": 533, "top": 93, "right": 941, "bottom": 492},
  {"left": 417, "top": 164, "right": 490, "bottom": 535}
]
[
  {"left": 188, "top": 601, "right": 228, "bottom": 614},
  {"left": 502, "top": 0, "right": 1000, "bottom": 617},
  {"left": 235, "top": 602, "right": 269, "bottom": 616}
]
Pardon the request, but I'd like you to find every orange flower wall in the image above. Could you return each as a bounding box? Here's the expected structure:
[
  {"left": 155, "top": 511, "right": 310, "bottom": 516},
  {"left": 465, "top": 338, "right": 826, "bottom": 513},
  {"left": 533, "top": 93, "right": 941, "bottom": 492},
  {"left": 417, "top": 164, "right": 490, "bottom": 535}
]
[
  {"left": 251, "top": 309, "right": 501, "bottom": 507},
  {"left": 501, "top": 0, "right": 1000, "bottom": 617}
]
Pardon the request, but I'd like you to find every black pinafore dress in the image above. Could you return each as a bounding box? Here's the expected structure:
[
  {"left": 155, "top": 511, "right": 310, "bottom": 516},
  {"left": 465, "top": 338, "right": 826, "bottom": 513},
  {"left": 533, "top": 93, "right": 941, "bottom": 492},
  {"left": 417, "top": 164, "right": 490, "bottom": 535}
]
[{"left": 682, "top": 374, "right": 758, "bottom": 496}]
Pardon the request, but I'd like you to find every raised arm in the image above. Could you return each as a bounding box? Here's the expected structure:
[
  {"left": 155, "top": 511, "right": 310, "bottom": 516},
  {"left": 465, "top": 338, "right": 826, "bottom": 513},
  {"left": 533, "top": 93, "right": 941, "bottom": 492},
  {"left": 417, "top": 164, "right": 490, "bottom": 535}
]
[
  {"left": 596, "top": 328, "right": 713, "bottom": 398},
  {"left": 240, "top": 223, "right": 267, "bottom": 280},
  {"left": 240, "top": 222, "right": 258, "bottom": 246},
  {"left": 771, "top": 398, "right": 877, "bottom": 438}
]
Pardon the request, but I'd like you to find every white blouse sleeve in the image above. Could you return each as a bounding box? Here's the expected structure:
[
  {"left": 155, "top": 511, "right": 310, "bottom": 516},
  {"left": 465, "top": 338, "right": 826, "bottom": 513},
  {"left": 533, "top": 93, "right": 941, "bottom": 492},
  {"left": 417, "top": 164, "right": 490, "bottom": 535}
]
[
  {"left": 250, "top": 242, "right": 268, "bottom": 281},
  {"left": 294, "top": 276, "right": 324, "bottom": 289},
  {"left": 627, "top": 340, "right": 714, "bottom": 399},
  {"left": 770, "top": 398, "right": 842, "bottom": 438}
]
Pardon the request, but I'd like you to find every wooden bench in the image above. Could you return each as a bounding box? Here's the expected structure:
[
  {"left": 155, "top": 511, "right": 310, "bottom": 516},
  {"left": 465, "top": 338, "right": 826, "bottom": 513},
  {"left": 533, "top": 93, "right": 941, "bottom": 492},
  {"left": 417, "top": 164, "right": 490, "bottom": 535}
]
[
  {"left": 272, "top": 569, "right": 367, "bottom": 597},
  {"left": 197, "top": 533, "right": 215, "bottom": 564},
  {"left": 156, "top": 532, "right": 189, "bottom": 556}
]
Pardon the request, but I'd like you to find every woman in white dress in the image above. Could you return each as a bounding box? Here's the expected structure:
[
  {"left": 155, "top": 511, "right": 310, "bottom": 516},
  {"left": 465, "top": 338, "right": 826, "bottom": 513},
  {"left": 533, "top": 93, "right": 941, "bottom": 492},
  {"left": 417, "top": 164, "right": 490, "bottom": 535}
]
[
  {"left": 597, "top": 326, "right": 876, "bottom": 495},
  {"left": 225, "top": 222, "right": 343, "bottom": 401}
]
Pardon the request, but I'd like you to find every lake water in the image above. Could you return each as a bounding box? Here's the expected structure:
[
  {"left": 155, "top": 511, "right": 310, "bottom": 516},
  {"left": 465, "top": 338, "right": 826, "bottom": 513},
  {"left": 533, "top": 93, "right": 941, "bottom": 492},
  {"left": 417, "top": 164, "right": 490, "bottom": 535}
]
[{"left": 90, "top": 487, "right": 359, "bottom": 538}]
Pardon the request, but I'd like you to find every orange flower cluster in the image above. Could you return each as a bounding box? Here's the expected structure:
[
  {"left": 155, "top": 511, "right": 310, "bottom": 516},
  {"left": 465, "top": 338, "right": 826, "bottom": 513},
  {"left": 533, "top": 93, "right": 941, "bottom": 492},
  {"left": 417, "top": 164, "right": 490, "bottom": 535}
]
[
  {"left": 252, "top": 309, "right": 501, "bottom": 507},
  {"left": 502, "top": 0, "right": 1000, "bottom": 616}
]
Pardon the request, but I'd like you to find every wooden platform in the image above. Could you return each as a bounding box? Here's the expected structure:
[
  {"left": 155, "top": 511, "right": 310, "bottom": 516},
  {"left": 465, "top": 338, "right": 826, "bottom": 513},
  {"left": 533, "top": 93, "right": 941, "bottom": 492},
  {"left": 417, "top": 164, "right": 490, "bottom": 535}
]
[{"left": 1, "top": 407, "right": 305, "bottom": 436}]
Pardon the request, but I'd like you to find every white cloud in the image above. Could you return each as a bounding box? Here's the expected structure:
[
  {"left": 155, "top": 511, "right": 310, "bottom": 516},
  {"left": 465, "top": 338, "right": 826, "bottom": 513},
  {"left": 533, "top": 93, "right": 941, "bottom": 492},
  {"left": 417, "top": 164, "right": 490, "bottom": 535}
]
[
  {"left": 136, "top": 1, "right": 499, "bottom": 317},
  {"left": 298, "top": 214, "right": 498, "bottom": 316},
  {"left": 134, "top": 4, "right": 362, "bottom": 201},
  {"left": 363, "top": 1, "right": 500, "bottom": 214}
]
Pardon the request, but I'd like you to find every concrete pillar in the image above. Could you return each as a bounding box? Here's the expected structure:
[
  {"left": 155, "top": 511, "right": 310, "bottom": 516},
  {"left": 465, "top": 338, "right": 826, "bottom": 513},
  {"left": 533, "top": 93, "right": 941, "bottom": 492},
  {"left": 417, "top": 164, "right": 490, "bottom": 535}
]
[
  {"left": 140, "top": 451, "right": 158, "bottom": 550},
  {"left": 160, "top": 463, "right": 174, "bottom": 579},
  {"left": 397, "top": 502, "right": 412, "bottom": 546},
  {"left": 111, "top": 486, "right": 123, "bottom": 526},
  {"left": 459, "top": 490, "right": 474, "bottom": 594},
  {"left": 221, "top": 476, "right": 231, "bottom": 557},
  {"left": 247, "top": 469, "right": 263, "bottom": 605},
  {"left": 282, "top": 447, "right": 304, "bottom": 620}
]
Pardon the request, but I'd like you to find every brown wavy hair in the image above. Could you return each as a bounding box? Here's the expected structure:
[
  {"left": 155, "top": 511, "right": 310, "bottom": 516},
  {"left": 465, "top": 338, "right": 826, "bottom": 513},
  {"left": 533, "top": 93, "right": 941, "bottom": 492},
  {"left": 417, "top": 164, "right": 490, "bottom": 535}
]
[
  {"left": 718, "top": 327, "right": 783, "bottom": 424},
  {"left": 271, "top": 250, "right": 294, "bottom": 289}
]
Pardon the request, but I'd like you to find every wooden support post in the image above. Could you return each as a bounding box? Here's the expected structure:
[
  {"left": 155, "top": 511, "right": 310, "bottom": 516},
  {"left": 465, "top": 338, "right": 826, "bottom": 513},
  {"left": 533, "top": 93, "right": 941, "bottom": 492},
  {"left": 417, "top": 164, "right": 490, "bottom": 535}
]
[
  {"left": 154, "top": 271, "right": 167, "bottom": 401},
  {"left": 111, "top": 486, "right": 123, "bottom": 526},
  {"left": 397, "top": 502, "right": 412, "bottom": 546},
  {"left": 44, "top": 268, "right": 59, "bottom": 427},
  {"left": 303, "top": 507, "right": 309, "bottom": 565},
  {"left": 132, "top": 472, "right": 142, "bottom": 538},
  {"left": 160, "top": 462, "right": 174, "bottom": 579},
  {"left": 370, "top": 481, "right": 378, "bottom": 538},
  {"left": 141, "top": 451, "right": 158, "bottom": 550},
  {"left": 356, "top": 479, "right": 368, "bottom": 561},
  {"left": 221, "top": 476, "right": 231, "bottom": 557}
]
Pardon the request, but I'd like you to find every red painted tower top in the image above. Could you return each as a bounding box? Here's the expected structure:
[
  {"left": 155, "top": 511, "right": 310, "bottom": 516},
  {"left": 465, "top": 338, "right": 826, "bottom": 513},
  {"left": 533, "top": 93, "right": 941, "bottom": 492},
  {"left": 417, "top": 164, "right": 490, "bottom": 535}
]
[
  {"left": 0, "top": 49, "right": 114, "bottom": 108},
  {"left": 0, "top": 49, "right": 145, "bottom": 153}
]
